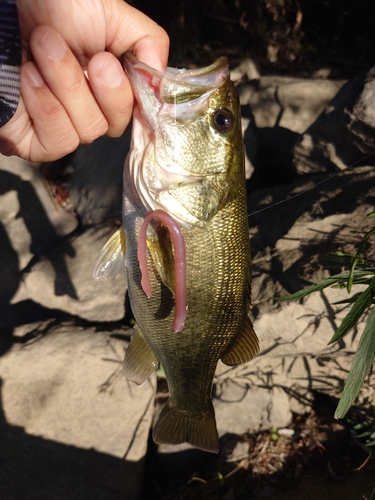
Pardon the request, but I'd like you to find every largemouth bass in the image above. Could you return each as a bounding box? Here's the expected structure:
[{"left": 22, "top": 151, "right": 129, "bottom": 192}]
[{"left": 94, "top": 52, "right": 259, "bottom": 453}]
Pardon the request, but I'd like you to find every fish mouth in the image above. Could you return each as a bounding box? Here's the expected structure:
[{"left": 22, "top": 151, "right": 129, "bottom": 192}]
[
  {"left": 122, "top": 51, "right": 229, "bottom": 127},
  {"left": 122, "top": 52, "right": 229, "bottom": 104}
]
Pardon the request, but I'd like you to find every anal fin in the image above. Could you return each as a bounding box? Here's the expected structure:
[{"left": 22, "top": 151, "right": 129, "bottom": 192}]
[
  {"left": 221, "top": 256, "right": 259, "bottom": 366},
  {"left": 123, "top": 324, "right": 159, "bottom": 384},
  {"left": 221, "top": 315, "right": 259, "bottom": 366}
]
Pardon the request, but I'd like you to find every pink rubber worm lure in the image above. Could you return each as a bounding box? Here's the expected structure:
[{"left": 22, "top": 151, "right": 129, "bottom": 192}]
[{"left": 137, "top": 210, "right": 187, "bottom": 333}]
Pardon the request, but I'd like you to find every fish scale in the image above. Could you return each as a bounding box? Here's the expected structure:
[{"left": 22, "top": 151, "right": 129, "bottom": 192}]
[{"left": 94, "top": 52, "right": 259, "bottom": 453}]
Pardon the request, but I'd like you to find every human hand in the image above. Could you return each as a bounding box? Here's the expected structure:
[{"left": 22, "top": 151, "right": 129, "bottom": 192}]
[{"left": 0, "top": 0, "right": 169, "bottom": 162}]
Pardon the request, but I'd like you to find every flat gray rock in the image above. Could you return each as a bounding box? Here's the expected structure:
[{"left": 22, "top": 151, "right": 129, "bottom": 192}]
[
  {"left": 69, "top": 134, "right": 130, "bottom": 226},
  {"left": 238, "top": 76, "right": 345, "bottom": 188},
  {"left": 293, "top": 65, "right": 375, "bottom": 173},
  {"left": 244, "top": 76, "right": 345, "bottom": 133},
  {"left": 0, "top": 155, "right": 78, "bottom": 311},
  {"left": 246, "top": 166, "right": 375, "bottom": 414},
  {"left": 23, "top": 225, "right": 127, "bottom": 322},
  {"left": 0, "top": 324, "right": 155, "bottom": 500}
]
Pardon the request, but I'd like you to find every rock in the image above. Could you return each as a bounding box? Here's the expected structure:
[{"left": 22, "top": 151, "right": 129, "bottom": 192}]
[
  {"left": 0, "top": 155, "right": 79, "bottom": 313},
  {"left": 249, "top": 166, "right": 375, "bottom": 407},
  {"left": 240, "top": 76, "right": 345, "bottom": 133},
  {"left": 293, "top": 65, "right": 375, "bottom": 173},
  {"left": 230, "top": 57, "right": 261, "bottom": 82},
  {"left": 214, "top": 372, "right": 291, "bottom": 431},
  {"left": 23, "top": 225, "right": 127, "bottom": 322},
  {"left": 0, "top": 155, "right": 78, "bottom": 241},
  {"left": 0, "top": 323, "right": 155, "bottom": 500},
  {"left": 221, "top": 436, "right": 249, "bottom": 463},
  {"left": 69, "top": 134, "right": 130, "bottom": 226},
  {"left": 0, "top": 137, "right": 130, "bottom": 324},
  {"left": 239, "top": 76, "right": 344, "bottom": 189}
]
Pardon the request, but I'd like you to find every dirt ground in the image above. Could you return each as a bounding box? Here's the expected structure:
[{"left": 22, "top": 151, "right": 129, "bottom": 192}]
[{"left": 144, "top": 394, "right": 375, "bottom": 500}]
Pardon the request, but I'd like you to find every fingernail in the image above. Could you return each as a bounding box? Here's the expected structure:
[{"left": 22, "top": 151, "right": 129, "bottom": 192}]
[
  {"left": 99, "top": 60, "right": 124, "bottom": 88},
  {"left": 38, "top": 29, "right": 66, "bottom": 61},
  {"left": 24, "top": 62, "right": 44, "bottom": 87}
]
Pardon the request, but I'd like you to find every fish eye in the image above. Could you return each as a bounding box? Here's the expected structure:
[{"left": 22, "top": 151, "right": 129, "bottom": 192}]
[{"left": 212, "top": 109, "right": 234, "bottom": 133}]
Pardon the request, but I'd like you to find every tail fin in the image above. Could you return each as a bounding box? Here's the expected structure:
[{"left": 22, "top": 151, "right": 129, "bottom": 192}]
[{"left": 153, "top": 400, "right": 219, "bottom": 453}]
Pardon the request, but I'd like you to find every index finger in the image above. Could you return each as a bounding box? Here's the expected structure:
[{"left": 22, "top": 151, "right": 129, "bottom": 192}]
[{"left": 104, "top": 0, "right": 169, "bottom": 71}]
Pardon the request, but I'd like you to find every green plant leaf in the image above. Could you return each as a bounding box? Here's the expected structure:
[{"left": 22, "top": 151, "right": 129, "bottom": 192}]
[
  {"left": 347, "top": 254, "right": 360, "bottom": 293},
  {"left": 354, "top": 429, "right": 374, "bottom": 439},
  {"left": 275, "top": 279, "right": 338, "bottom": 301},
  {"left": 333, "top": 292, "right": 364, "bottom": 305},
  {"left": 319, "top": 253, "right": 375, "bottom": 271},
  {"left": 334, "top": 306, "right": 375, "bottom": 419},
  {"left": 328, "top": 276, "right": 375, "bottom": 344},
  {"left": 276, "top": 271, "right": 373, "bottom": 302}
]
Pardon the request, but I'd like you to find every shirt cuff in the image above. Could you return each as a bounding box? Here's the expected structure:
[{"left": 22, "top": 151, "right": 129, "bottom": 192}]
[{"left": 0, "top": 0, "right": 22, "bottom": 127}]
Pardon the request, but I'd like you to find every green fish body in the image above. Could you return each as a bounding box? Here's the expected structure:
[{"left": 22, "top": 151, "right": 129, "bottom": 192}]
[{"left": 94, "top": 53, "right": 259, "bottom": 453}]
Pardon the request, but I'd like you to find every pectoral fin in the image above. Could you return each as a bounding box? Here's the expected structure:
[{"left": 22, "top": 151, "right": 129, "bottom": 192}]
[
  {"left": 146, "top": 224, "right": 175, "bottom": 295},
  {"left": 221, "top": 315, "right": 259, "bottom": 366},
  {"left": 93, "top": 227, "right": 126, "bottom": 280},
  {"left": 123, "top": 324, "right": 159, "bottom": 384},
  {"left": 138, "top": 210, "right": 187, "bottom": 332}
]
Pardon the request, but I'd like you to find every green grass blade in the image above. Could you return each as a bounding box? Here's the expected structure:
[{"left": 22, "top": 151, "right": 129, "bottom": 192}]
[
  {"left": 328, "top": 276, "right": 375, "bottom": 344},
  {"left": 334, "top": 306, "right": 375, "bottom": 419},
  {"left": 275, "top": 278, "right": 341, "bottom": 301},
  {"left": 333, "top": 292, "right": 364, "bottom": 305},
  {"left": 354, "top": 430, "right": 374, "bottom": 439},
  {"left": 347, "top": 255, "right": 359, "bottom": 293},
  {"left": 276, "top": 271, "right": 373, "bottom": 302}
]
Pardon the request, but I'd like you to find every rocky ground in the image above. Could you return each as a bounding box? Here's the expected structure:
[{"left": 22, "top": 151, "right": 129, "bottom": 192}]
[{"left": 1, "top": 61, "right": 375, "bottom": 499}]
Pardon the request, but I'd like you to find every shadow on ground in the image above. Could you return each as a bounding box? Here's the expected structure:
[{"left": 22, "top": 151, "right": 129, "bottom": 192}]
[{"left": 0, "top": 378, "right": 143, "bottom": 500}]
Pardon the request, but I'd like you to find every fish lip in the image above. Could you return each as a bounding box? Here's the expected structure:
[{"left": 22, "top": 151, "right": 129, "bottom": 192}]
[
  {"left": 122, "top": 51, "right": 229, "bottom": 106},
  {"left": 122, "top": 50, "right": 231, "bottom": 142}
]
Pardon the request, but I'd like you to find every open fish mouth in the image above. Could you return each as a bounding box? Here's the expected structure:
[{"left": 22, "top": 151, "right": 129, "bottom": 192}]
[{"left": 122, "top": 51, "right": 229, "bottom": 124}]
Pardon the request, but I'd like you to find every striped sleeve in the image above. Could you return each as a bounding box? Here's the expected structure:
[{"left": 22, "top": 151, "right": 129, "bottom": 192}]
[{"left": 0, "top": 0, "right": 21, "bottom": 127}]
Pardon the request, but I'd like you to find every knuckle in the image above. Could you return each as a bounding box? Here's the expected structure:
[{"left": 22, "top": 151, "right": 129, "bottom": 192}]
[
  {"left": 38, "top": 97, "right": 64, "bottom": 118},
  {"left": 79, "top": 117, "right": 108, "bottom": 144}
]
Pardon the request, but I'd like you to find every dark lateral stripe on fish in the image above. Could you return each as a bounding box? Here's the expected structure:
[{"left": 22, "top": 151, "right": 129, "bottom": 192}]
[{"left": 137, "top": 209, "right": 188, "bottom": 333}]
